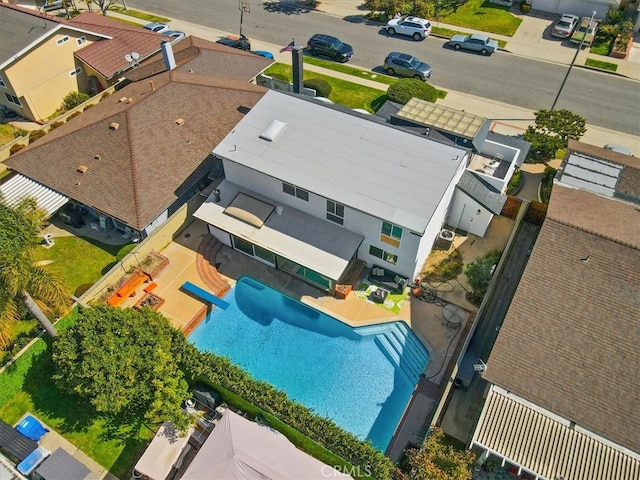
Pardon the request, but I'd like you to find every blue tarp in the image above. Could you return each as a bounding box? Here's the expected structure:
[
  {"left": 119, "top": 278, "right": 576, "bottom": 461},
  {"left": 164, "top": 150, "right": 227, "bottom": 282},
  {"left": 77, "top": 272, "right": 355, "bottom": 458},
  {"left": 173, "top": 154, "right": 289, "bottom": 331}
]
[
  {"left": 16, "top": 415, "right": 48, "bottom": 442},
  {"left": 17, "top": 446, "right": 49, "bottom": 475}
]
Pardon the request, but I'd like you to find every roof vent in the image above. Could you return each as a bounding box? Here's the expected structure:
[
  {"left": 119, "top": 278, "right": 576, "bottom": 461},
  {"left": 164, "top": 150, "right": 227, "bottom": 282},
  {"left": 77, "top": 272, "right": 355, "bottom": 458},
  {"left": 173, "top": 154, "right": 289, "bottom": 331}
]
[
  {"left": 94, "top": 154, "right": 102, "bottom": 161},
  {"left": 176, "top": 118, "right": 185, "bottom": 126},
  {"left": 77, "top": 165, "right": 88, "bottom": 173},
  {"left": 119, "top": 96, "right": 128, "bottom": 103},
  {"left": 259, "top": 120, "right": 286, "bottom": 142},
  {"left": 109, "top": 122, "right": 119, "bottom": 130}
]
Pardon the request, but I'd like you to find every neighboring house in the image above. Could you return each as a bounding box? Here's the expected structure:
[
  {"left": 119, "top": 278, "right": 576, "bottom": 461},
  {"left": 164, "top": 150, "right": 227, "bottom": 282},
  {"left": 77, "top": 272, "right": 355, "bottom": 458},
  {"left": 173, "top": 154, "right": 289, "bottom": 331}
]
[
  {"left": 193, "top": 90, "right": 472, "bottom": 294},
  {"left": 471, "top": 141, "right": 640, "bottom": 479},
  {"left": 380, "top": 98, "right": 529, "bottom": 236},
  {"left": 0, "top": 4, "right": 167, "bottom": 121},
  {"left": 1, "top": 43, "right": 271, "bottom": 239}
]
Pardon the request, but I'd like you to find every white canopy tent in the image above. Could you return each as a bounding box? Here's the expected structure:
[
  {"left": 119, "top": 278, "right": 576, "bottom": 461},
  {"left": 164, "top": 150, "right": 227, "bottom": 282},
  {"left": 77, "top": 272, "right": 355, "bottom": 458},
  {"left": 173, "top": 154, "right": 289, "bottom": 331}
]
[
  {"left": 181, "top": 411, "right": 352, "bottom": 480},
  {"left": 133, "top": 422, "right": 193, "bottom": 480}
]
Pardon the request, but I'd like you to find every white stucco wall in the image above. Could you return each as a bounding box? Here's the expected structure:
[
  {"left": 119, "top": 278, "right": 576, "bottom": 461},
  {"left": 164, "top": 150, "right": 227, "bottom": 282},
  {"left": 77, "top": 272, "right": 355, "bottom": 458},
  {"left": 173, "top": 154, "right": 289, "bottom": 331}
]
[{"left": 446, "top": 190, "right": 493, "bottom": 237}]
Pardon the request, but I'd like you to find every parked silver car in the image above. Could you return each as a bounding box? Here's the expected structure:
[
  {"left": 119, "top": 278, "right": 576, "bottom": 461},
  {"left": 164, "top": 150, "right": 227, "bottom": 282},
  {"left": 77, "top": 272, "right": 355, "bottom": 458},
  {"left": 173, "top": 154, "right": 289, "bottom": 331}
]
[
  {"left": 449, "top": 34, "right": 499, "bottom": 55},
  {"left": 383, "top": 52, "right": 432, "bottom": 81},
  {"left": 143, "top": 22, "right": 170, "bottom": 33},
  {"left": 552, "top": 14, "right": 579, "bottom": 38}
]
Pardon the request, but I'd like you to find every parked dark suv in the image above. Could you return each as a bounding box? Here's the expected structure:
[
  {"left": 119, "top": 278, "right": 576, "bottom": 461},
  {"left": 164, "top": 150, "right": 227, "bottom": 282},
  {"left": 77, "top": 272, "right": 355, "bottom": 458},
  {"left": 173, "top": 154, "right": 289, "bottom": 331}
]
[{"left": 306, "top": 34, "right": 353, "bottom": 63}]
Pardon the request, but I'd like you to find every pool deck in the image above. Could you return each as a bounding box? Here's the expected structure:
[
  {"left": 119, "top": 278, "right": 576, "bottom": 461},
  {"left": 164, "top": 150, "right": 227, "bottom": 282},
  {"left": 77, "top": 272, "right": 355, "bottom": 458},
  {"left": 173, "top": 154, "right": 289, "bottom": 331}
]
[{"left": 115, "top": 216, "right": 514, "bottom": 461}]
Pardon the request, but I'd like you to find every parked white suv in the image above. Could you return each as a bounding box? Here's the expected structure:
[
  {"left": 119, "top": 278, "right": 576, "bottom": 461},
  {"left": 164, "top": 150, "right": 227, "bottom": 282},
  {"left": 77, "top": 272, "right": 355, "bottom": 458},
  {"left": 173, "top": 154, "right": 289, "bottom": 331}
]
[{"left": 386, "top": 16, "right": 432, "bottom": 40}]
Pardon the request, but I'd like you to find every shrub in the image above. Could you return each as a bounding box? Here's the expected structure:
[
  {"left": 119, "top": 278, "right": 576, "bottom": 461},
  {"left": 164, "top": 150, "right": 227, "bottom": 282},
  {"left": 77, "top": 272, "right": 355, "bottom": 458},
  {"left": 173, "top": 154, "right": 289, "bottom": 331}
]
[
  {"left": 506, "top": 169, "right": 523, "bottom": 194},
  {"left": 464, "top": 249, "right": 502, "bottom": 305},
  {"left": 61, "top": 91, "right": 90, "bottom": 112},
  {"left": 49, "top": 121, "right": 65, "bottom": 130},
  {"left": 540, "top": 166, "right": 557, "bottom": 203},
  {"left": 303, "top": 78, "right": 332, "bottom": 98},
  {"left": 387, "top": 79, "right": 437, "bottom": 104},
  {"left": 99, "top": 91, "right": 112, "bottom": 101},
  {"left": 28, "top": 129, "right": 46, "bottom": 144},
  {"left": 10, "top": 143, "right": 26, "bottom": 155}
]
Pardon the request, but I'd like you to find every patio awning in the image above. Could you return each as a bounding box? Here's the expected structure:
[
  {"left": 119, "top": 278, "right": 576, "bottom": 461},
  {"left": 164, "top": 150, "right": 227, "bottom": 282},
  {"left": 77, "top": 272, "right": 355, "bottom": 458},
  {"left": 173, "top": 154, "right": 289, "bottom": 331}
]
[
  {"left": 471, "top": 386, "right": 640, "bottom": 480},
  {"left": 194, "top": 181, "right": 364, "bottom": 281},
  {"left": 0, "top": 174, "right": 68, "bottom": 217}
]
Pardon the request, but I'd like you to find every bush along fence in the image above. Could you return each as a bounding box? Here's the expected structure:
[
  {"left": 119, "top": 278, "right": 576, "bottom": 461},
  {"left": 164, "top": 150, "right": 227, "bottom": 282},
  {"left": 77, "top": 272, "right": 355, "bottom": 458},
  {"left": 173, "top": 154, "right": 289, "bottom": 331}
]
[{"left": 183, "top": 345, "right": 394, "bottom": 479}]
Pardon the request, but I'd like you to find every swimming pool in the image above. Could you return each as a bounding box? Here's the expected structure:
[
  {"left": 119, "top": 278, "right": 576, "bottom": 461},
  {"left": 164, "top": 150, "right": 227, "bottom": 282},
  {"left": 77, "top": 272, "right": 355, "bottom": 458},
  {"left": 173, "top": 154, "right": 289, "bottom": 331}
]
[{"left": 188, "top": 277, "right": 429, "bottom": 451}]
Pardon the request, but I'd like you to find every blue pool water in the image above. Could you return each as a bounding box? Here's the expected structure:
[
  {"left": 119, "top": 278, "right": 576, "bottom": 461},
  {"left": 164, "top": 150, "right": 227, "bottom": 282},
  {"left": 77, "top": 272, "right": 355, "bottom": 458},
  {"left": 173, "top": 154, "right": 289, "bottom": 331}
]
[{"left": 188, "top": 277, "right": 429, "bottom": 451}]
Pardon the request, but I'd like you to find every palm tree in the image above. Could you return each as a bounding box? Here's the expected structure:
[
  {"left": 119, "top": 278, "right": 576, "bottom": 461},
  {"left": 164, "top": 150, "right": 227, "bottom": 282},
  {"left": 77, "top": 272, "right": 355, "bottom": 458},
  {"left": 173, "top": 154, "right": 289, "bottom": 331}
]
[{"left": 0, "top": 196, "right": 70, "bottom": 349}]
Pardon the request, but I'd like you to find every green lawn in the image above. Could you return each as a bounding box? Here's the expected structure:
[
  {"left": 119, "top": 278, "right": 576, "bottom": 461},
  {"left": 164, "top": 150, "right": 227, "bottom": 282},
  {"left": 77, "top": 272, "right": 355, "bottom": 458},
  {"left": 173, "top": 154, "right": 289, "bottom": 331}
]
[
  {"left": 265, "top": 63, "right": 388, "bottom": 112},
  {"left": 0, "top": 123, "right": 16, "bottom": 145},
  {"left": 0, "top": 313, "right": 152, "bottom": 479},
  {"left": 265, "top": 60, "right": 447, "bottom": 111},
  {"left": 108, "top": 6, "right": 170, "bottom": 23},
  {"left": 589, "top": 35, "right": 613, "bottom": 55},
  {"left": 439, "top": 0, "right": 522, "bottom": 36},
  {"left": 585, "top": 57, "right": 618, "bottom": 71},
  {"left": 32, "top": 235, "right": 135, "bottom": 297}
]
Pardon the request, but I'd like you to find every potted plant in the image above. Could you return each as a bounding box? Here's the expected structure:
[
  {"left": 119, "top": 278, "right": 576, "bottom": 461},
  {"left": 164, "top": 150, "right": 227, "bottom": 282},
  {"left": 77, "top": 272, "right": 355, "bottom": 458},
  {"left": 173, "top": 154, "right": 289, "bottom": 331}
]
[
  {"left": 520, "top": 0, "right": 532, "bottom": 13},
  {"left": 482, "top": 458, "right": 498, "bottom": 472}
]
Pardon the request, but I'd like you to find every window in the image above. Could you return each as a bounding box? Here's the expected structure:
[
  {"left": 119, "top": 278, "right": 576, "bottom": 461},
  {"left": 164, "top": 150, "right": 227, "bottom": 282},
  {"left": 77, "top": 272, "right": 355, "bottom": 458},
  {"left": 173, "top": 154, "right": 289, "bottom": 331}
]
[
  {"left": 69, "top": 67, "right": 82, "bottom": 77},
  {"left": 380, "top": 221, "right": 402, "bottom": 248},
  {"left": 282, "top": 182, "right": 309, "bottom": 202},
  {"left": 5, "top": 92, "right": 21, "bottom": 106},
  {"left": 369, "top": 245, "right": 398, "bottom": 265},
  {"left": 77, "top": 36, "right": 87, "bottom": 46},
  {"left": 56, "top": 36, "right": 70, "bottom": 46},
  {"left": 326, "top": 200, "right": 344, "bottom": 225},
  {"left": 0, "top": 76, "right": 5, "bottom": 88}
]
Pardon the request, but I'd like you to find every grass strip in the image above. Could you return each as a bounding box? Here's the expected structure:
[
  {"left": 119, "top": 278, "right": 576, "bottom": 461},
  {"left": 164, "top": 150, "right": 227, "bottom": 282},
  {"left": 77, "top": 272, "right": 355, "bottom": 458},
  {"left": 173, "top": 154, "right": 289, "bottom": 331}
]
[
  {"left": 585, "top": 58, "right": 618, "bottom": 72},
  {"left": 109, "top": 6, "right": 170, "bottom": 23}
]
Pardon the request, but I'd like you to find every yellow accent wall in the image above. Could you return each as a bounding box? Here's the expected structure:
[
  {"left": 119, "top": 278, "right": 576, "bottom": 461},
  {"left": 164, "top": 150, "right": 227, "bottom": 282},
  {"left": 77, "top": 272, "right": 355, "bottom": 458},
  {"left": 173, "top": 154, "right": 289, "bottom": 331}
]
[{"left": 1, "top": 27, "right": 101, "bottom": 121}]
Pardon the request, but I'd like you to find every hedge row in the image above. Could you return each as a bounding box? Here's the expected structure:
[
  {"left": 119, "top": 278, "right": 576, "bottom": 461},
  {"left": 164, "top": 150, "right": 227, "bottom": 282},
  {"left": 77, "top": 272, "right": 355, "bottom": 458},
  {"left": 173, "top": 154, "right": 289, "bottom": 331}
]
[{"left": 181, "top": 344, "right": 393, "bottom": 479}]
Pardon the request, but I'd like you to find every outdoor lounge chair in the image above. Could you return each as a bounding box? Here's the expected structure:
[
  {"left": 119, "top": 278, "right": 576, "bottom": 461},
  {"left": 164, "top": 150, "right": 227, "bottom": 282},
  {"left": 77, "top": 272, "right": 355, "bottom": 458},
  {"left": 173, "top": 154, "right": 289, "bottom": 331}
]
[{"left": 367, "top": 265, "right": 408, "bottom": 293}]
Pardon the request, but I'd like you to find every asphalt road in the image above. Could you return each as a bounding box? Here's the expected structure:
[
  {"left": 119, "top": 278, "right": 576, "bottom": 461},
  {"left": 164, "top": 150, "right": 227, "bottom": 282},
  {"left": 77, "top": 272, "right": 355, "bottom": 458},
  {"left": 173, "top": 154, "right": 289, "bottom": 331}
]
[{"left": 127, "top": 0, "right": 640, "bottom": 135}]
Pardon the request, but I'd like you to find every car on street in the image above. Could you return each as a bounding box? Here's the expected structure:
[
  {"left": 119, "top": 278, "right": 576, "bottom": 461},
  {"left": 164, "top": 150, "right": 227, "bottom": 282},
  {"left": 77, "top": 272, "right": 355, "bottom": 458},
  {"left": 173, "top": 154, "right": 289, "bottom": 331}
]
[
  {"left": 306, "top": 34, "right": 353, "bottom": 62},
  {"left": 383, "top": 52, "right": 432, "bottom": 81},
  {"left": 604, "top": 144, "right": 633, "bottom": 155},
  {"left": 551, "top": 14, "right": 579, "bottom": 38},
  {"left": 449, "top": 33, "right": 499, "bottom": 55},
  {"left": 143, "top": 22, "right": 170, "bottom": 33},
  {"left": 385, "top": 16, "right": 432, "bottom": 40},
  {"left": 216, "top": 35, "right": 251, "bottom": 51},
  {"left": 569, "top": 16, "right": 599, "bottom": 47}
]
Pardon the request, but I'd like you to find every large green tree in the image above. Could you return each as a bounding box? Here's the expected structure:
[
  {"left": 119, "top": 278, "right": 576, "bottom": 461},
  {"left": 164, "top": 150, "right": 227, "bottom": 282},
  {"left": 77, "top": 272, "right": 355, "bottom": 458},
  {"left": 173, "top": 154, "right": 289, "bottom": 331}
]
[
  {"left": 0, "top": 197, "right": 69, "bottom": 348},
  {"left": 52, "top": 305, "right": 191, "bottom": 429},
  {"left": 396, "top": 427, "right": 476, "bottom": 479}
]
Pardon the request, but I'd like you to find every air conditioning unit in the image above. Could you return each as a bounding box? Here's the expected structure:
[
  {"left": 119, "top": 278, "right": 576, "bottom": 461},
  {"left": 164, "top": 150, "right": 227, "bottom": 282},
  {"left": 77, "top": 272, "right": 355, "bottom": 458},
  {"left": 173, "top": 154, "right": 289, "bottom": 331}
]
[{"left": 436, "top": 228, "right": 455, "bottom": 250}]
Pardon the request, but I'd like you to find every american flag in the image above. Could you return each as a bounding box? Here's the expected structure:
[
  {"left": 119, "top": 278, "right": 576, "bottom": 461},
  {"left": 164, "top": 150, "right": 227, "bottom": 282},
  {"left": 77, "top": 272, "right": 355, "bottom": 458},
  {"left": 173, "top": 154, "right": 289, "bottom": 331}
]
[{"left": 279, "top": 40, "right": 294, "bottom": 53}]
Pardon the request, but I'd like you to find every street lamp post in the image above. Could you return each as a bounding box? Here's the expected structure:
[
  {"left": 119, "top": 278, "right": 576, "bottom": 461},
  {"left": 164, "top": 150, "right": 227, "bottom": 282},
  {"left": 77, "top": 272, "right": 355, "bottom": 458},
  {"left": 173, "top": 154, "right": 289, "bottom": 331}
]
[
  {"left": 550, "top": 10, "right": 596, "bottom": 111},
  {"left": 238, "top": 1, "right": 250, "bottom": 39}
]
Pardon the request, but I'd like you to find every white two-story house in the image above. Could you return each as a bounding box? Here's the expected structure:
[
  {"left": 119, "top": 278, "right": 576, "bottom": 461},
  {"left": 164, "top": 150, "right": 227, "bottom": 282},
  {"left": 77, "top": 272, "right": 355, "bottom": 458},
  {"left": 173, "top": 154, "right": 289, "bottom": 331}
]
[{"left": 194, "top": 90, "right": 471, "bottom": 295}]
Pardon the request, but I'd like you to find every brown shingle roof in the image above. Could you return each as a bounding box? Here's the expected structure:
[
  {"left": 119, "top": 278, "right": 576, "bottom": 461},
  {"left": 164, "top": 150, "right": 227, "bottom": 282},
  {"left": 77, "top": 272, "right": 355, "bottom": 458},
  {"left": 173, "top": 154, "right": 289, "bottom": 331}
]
[
  {"left": 485, "top": 184, "right": 640, "bottom": 452},
  {"left": 68, "top": 12, "right": 168, "bottom": 79},
  {"left": 6, "top": 71, "right": 267, "bottom": 230},
  {"left": 126, "top": 36, "right": 273, "bottom": 83}
]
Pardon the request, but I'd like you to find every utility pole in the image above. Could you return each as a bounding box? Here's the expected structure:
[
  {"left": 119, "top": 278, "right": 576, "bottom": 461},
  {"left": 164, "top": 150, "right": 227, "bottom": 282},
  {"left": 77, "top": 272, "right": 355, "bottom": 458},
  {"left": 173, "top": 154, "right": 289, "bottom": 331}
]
[
  {"left": 238, "top": 1, "right": 250, "bottom": 38},
  {"left": 551, "top": 10, "right": 596, "bottom": 111}
]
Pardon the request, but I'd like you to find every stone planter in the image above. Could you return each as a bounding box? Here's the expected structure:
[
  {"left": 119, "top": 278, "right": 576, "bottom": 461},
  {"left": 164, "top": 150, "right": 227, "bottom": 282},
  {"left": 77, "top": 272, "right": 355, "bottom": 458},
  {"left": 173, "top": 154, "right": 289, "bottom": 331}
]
[
  {"left": 610, "top": 35, "right": 633, "bottom": 59},
  {"left": 140, "top": 251, "right": 169, "bottom": 280}
]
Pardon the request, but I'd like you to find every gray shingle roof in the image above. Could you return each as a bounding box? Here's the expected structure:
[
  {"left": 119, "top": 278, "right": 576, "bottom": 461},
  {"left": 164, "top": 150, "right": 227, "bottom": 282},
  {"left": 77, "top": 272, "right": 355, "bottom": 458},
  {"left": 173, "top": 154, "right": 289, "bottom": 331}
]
[
  {"left": 6, "top": 72, "right": 267, "bottom": 230},
  {"left": 456, "top": 171, "right": 507, "bottom": 214}
]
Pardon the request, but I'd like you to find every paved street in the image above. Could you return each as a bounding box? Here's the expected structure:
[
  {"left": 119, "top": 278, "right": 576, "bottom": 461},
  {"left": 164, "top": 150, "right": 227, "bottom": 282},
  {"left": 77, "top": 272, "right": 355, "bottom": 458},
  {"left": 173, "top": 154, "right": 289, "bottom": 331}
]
[{"left": 123, "top": 0, "right": 640, "bottom": 138}]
